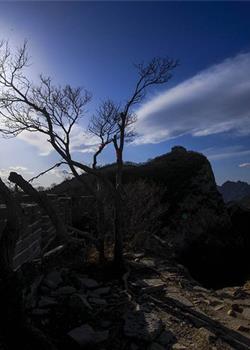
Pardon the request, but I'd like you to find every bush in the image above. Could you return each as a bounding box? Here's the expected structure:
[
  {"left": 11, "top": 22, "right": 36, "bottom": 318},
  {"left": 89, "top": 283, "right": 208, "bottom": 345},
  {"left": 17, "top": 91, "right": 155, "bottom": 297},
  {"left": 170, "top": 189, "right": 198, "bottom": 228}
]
[{"left": 122, "top": 180, "right": 167, "bottom": 249}]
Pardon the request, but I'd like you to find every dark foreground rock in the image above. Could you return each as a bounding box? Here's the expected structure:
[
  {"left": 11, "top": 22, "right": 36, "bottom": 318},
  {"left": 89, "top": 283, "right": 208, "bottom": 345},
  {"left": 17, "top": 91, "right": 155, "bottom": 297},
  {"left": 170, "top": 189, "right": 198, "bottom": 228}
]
[{"left": 6, "top": 248, "right": 247, "bottom": 350}]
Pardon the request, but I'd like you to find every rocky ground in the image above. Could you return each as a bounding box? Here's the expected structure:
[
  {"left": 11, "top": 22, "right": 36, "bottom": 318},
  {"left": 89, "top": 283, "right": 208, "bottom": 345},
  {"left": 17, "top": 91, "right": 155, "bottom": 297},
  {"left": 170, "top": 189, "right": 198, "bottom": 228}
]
[{"left": 15, "top": 248, "right": 250, "bottom": 350}]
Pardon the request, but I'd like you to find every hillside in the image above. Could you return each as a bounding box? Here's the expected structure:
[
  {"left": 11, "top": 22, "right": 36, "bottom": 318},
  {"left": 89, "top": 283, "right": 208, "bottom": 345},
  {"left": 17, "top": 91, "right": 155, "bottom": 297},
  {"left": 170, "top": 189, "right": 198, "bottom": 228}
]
[{"left": 53, "top": 146, "right": 216, "bottom": 203}]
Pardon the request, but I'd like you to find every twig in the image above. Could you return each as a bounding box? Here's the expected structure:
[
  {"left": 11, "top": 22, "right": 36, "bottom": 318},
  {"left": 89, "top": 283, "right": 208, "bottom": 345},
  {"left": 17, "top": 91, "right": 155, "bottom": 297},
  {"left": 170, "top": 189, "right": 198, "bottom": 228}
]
[
  {"left": 28, "top": 161, "right": 67, "bottom": 183},
  {"left": 43, "top": 244, "right": 65, "bottom": 258}
]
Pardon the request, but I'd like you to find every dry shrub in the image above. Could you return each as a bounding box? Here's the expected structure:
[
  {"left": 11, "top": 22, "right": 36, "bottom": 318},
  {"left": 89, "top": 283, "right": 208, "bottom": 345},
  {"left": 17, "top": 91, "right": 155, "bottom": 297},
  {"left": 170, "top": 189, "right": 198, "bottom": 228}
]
[
  {"left": 72, "top": 180, "right": 167, "bottom": 253},
  {"left": 123, "top": 180, "right": 167, "bottom": 249}
]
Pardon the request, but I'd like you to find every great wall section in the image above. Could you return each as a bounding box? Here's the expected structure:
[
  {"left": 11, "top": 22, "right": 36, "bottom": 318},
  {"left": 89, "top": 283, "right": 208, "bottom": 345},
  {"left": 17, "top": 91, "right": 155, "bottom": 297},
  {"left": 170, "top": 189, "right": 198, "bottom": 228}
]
[{"left": 0, "top": 194, "right": 72, "bottom": 270}]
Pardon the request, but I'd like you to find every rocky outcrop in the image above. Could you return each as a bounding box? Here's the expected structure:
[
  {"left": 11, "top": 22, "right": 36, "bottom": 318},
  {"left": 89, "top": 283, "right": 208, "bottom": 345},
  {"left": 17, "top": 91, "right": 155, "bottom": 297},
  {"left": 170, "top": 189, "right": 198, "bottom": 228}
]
[{"left": 153, "top": 147, "right": 231, "bottom": 256}]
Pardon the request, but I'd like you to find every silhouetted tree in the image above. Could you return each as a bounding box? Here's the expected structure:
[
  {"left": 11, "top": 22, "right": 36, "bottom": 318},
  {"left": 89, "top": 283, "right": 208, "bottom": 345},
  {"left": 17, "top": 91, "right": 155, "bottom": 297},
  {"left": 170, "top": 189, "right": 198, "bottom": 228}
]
[
  {"left": 0, "top": 40, "right": 177, "bottom": 268},
  {"left": 89, "top": 58, "right": 178, "bottom": 266},
  {"left": 0, "top": 40, "right": 114, "bottom": 259}
]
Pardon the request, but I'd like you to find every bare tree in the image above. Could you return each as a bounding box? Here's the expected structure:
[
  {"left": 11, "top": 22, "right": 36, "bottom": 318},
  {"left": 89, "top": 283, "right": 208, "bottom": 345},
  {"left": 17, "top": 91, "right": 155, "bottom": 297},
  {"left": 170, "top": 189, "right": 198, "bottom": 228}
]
[
  {"left": 0, "top": 41, "right": 115, "bottom": 257},
  {"left": 89, "top": 100, "right": 119, "bottom": 170},
  {"left": 0, "top": 41, "right": 177, "bottom": 268},
  {"left": 89, "top": 57, "right": 178, "bottom": 266},
  {"left": 0, "top": 41, "right": 108, "bottom": 186},
  {"left": 87, "top": 100, "right": 120, "bottom": 261}
]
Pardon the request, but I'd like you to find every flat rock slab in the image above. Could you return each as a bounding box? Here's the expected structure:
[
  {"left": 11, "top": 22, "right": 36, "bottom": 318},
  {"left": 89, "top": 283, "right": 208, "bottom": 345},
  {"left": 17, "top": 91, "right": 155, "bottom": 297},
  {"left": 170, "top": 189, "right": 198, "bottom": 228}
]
[
  {"left": 68, "top": 324, "right": 109, "bottom": 347},
  {"left": 68, "top": 324, "right": 95, "bottom": 347},
  {"left": 53, "top": 286, "right": 76, "bottom": 296},
  {"left": 124, "top": 310, "right": 164, "bottom": 341},
  {"left": 94, "top": 287, "right": 111, "bottom": 295},
  {"left": 89, "top": 297, "right": 107, "bottom": 305},
  {"left": 167, "top": 293, "right": 194, "bottom": 307},
  {"left": 193, "top": 286, "right": 209, "bottom": 293},
  {"left": 140, "top": 258, "right": 156, "bottom": 268},
  {"left": 70, "top": 293, "right": 93, "bottom": 311},
  {"left": 242, "top": 307, "right": 250, "bottom": 320},
  {"left": 141, "top": 279, "right": 165, "bottom": 293},
  {"left": 38, "top": 296, "right": 58, "bottom": 308},
  {"left": 44, "top": 270, "right": 62, "bottom": 289},
  {"left": 79, "top": 278, "right": 99, "bottom": 289}
]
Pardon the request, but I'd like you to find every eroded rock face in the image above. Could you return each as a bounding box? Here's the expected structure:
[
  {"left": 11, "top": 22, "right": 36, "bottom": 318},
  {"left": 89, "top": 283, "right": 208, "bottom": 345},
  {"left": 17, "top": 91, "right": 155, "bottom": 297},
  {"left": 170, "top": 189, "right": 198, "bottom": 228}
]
[
  {"left": 148, "top": 148, "right": 232, "bottom": 256},
  {"left": 135, "top": 147, "right": 249, "bottom": 288},
  {"left": 113, "top": 146, "right": 231, "bottom": 256}
]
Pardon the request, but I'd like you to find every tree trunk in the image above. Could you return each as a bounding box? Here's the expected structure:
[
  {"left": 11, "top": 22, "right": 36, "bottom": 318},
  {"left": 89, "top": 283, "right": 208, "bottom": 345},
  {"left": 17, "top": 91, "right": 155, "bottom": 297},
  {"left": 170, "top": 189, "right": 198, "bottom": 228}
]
[
  {"left": 113, "top": 190, "right": 124, "bottom": 268},
  {"left": 113, "top": 145, "right": 125, "bottom": 269},
  {"left": 9, "top": 172, "right": 69, "bottom": 243},
  {"left": 96, "top": 195, "right": 105, "bottom": 263}
]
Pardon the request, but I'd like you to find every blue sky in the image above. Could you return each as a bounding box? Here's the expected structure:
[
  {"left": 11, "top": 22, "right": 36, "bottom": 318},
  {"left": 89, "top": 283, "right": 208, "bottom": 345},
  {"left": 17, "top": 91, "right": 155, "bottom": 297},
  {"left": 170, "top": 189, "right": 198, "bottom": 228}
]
[{"left": 0, "top": 1, "right": 250, "bottom": 186}]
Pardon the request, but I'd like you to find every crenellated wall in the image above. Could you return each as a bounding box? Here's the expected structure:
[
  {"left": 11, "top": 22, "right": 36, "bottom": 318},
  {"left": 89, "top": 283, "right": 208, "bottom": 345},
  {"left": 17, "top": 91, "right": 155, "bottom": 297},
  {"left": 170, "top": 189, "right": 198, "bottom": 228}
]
[{"left": 0, "top": 194, "right": 72, "bottom": 270}]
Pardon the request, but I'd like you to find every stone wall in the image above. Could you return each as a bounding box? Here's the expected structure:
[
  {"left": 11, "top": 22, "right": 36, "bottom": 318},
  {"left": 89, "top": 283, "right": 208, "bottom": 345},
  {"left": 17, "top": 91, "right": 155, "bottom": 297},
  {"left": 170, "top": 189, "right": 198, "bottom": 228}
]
[
  {"left": 13, "top": 203, "right": 42, "bottom": 270},
  {"left": 0, "top": 194, "right": 72, "bottom": 270}
]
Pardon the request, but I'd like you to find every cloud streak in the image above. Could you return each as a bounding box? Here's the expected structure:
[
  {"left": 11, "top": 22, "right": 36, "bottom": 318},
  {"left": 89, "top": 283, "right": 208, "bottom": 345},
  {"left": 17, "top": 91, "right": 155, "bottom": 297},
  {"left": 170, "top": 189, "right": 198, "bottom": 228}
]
[
  {"left": 135, "top": 52, "right": 250, "bottom": 144},
  {"left": 12, "top": 52, "right": 250, "bottom": 159},
  {"left": 239, "top": 163, "right": 250, "bottom": 168},
  {"left": 202, "top": 145, "right": 250, "bottom": 161}
]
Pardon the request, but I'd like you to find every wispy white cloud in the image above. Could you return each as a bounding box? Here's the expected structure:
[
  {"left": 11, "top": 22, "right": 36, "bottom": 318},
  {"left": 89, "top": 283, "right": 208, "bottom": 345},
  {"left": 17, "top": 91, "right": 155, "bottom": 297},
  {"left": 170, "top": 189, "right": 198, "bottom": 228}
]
[
  {"left": 239, "top": 163, "right": 250, "bottom": 168},
  {"left": 135, "top": 52, "right": 250, "bottom": 144},
  {"left": 202, "top": 145, "right": 250, "bottom": 161},
  {"left": 17, "top": 131, "right": 53, "bottom": 156},
  {"left": 17, "top": 124, "right": 99, "bottom": 156},
  {"left": 68, "top": 125, "right": 99, "bottom": 154},
  {"left": 11, "top": 52, "right": 250, "bottom": 159}
]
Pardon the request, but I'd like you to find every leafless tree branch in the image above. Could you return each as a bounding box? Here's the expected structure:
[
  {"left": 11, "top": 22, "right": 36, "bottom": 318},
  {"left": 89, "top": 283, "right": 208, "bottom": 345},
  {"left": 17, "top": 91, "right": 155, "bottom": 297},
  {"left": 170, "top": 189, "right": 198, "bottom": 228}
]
[{"left": 28, "top": 161, "right": 67, "bottom": 183}]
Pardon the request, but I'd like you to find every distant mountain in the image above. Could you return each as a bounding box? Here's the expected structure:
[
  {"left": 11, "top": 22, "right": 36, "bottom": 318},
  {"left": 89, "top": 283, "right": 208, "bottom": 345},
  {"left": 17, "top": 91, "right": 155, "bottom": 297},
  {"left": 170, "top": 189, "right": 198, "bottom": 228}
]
[{"left": 218, "top": 180, "right": 250, "bottom": 202}]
